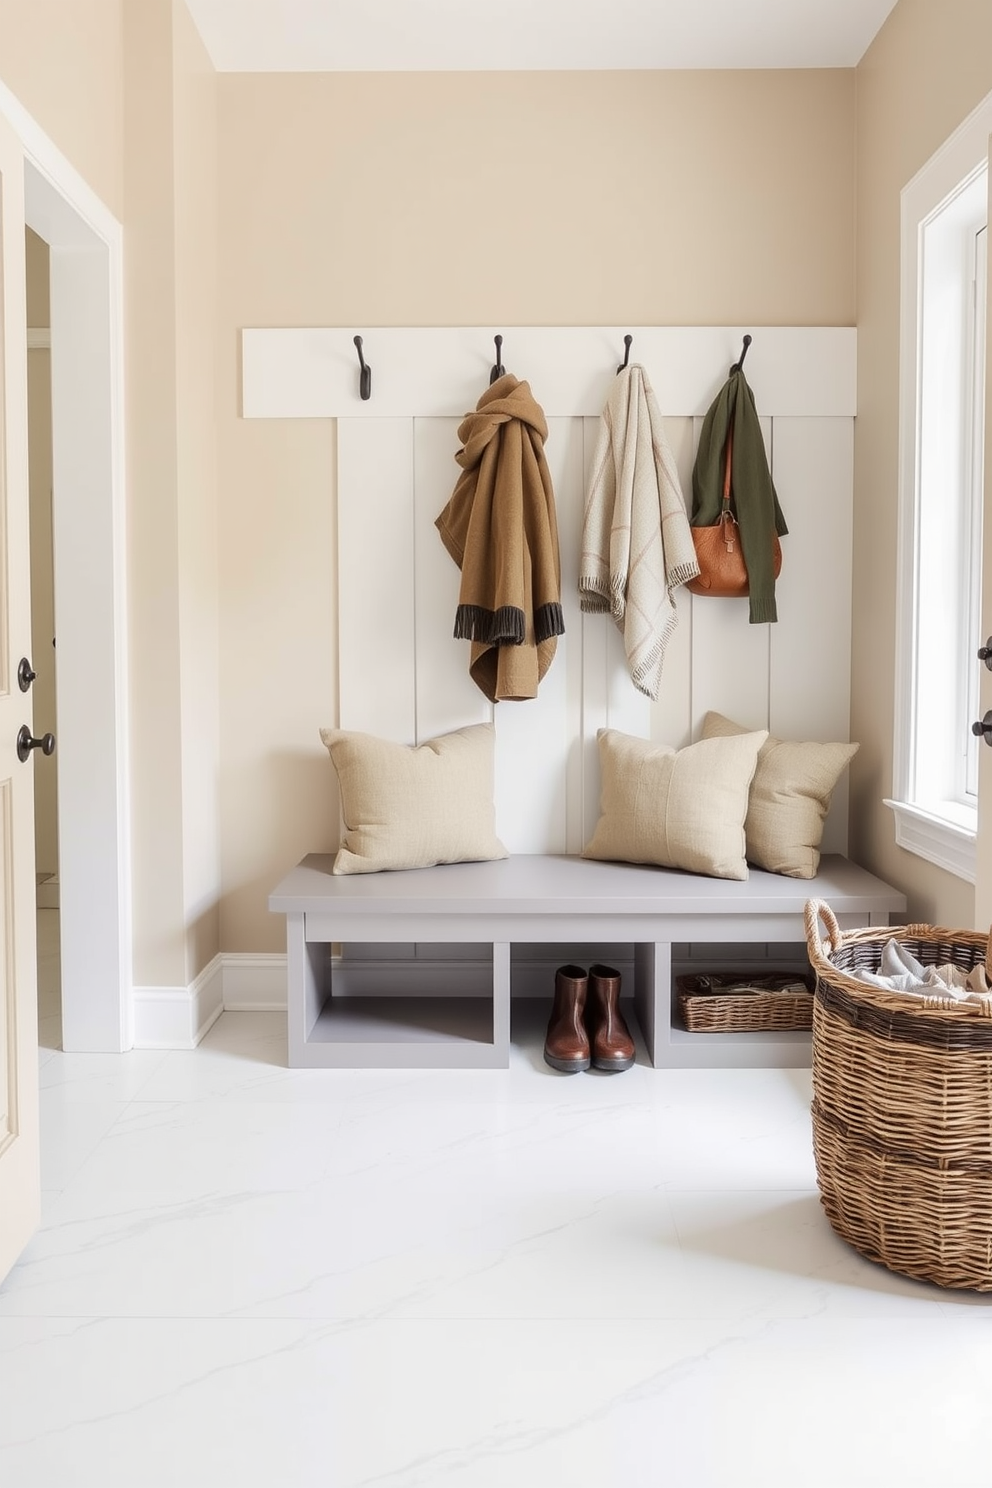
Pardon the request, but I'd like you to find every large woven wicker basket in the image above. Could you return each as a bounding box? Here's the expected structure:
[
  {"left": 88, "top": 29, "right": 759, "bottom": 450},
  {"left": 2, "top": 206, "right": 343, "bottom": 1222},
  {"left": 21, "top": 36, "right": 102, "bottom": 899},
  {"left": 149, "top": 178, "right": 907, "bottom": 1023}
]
[{"left": 804, "top": 898, "right": 992, "bottom": 1291}]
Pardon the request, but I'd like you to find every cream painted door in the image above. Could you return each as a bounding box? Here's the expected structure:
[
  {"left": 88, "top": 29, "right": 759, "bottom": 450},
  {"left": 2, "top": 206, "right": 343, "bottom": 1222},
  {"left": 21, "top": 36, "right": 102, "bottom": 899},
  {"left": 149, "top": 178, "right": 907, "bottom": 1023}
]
[{"left": 0, "top": 112, "right": 40, "bottom": 1284}]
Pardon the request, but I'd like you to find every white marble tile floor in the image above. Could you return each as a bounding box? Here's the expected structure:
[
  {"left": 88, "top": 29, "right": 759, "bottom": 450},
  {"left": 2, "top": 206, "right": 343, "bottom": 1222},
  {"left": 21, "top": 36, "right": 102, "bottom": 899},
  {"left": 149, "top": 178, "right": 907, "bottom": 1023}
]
[{"left": 2, "top": 911, "right": 991, "bottom": 1487}]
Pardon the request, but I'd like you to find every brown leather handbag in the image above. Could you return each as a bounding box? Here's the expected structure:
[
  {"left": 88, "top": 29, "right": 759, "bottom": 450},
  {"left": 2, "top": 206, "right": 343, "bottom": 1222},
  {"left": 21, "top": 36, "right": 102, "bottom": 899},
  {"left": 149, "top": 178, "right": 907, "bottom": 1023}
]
[{"left": 687, "top": 425, "right": 782, "bottom": 598}]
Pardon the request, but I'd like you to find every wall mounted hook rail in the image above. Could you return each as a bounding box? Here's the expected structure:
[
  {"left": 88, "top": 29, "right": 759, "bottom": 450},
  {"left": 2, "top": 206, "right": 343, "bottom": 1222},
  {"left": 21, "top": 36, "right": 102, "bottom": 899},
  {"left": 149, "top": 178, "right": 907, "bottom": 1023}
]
[
  {"left": 489, "top": 334, "right": 505, "bottom": 385},
  {"left": 731, "top": 333, "right": 752, "bottom": 374},
  {"left": 616, "top": 334, "right": 633, "bottom": 375},
  {"left": 353, "top": 335, "right": 372, "bottom": 400}
]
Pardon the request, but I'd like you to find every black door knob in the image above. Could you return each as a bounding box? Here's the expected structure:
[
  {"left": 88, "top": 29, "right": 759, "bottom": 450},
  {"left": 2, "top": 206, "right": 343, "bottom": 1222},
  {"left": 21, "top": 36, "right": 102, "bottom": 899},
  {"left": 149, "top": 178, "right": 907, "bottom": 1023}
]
[
  {"left": 979, "top": 638, "right": 992, "bottom": 671},
  {"left": 971, "top": 711, "right": 992, "bottom": 745},
  {"left": 16, "top": 726, "right": 55, "bottom": 763},
  {"left": 17, "top": 657, "right": 36, "bottom": 692}
]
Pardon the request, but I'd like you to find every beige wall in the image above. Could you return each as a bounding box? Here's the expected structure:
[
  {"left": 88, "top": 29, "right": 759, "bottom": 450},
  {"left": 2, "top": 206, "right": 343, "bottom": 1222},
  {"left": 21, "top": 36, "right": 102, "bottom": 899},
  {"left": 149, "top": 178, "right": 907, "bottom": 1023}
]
[
  {"left": 173, "top": 0, "right": 221, "bottom": 981},
  {"left": 25, "top": 226, "right": 50, "bottom": 326},
  {"left": 216, "top": 69, "right": 857, "bottom": 951},
  {"left": 217, "top": 69, "right": 855, "bottom": 328},
  {"left": 123, "top": 0, "right": 186, "bottom": 987},
  {"left": 0, "top": 0, "right": 123, "bottom": 217},
  {"left": 1, "top": 1, "right": 221, "bottom": 994},
  {"left": 851, "top": 0, "right": 992, "bottom": 925}
]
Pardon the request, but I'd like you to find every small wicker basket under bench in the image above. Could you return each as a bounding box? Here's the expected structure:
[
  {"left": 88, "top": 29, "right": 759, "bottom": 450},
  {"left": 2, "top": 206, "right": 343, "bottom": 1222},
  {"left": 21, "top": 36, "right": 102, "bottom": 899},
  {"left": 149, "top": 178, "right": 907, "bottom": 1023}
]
[
  {"left": 677, "top": 972, "right": 813, "bottom": 1034},
  {"left": 805, "top": 899, "right": 992, "bottom": 1292}
]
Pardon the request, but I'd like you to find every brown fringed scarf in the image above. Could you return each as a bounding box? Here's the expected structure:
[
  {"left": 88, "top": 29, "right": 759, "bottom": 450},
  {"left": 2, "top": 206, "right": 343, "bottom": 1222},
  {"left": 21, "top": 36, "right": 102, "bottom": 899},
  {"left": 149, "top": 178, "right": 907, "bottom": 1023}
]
[{"left": 435, "top": 374, "right": 564, "bottom": 702}]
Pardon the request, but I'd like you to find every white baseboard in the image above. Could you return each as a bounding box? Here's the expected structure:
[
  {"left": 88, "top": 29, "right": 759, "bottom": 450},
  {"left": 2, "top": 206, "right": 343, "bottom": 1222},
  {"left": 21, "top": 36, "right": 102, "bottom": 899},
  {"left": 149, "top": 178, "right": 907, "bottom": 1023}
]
[
  {"left": 130, "top": 940, "right": 815, "bottom": 1047},
  {"left": 221, "top": 953, "right": 288, "bottom": 1011},
  {"left": 132, "top": 955, "right": 287, "bottom": 1046},
  {"left": 132, "top": 957, "right": 224, "bottom": 1049},
  {"left": 133, "top": 940, "right": 812, "bottom": 1046}
]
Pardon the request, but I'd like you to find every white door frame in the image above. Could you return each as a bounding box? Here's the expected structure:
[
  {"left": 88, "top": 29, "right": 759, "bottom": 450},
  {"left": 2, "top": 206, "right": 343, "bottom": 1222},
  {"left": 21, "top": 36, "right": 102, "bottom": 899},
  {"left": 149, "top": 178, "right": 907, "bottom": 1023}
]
[{"left": 0, "top": 83, "right": 131, "bottom": 1051}]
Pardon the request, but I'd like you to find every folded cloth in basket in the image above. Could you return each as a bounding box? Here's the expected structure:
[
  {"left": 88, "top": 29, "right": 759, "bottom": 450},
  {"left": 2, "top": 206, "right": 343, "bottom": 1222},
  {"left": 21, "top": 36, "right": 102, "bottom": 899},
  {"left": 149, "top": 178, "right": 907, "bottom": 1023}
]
[{"left": 859, "top": 938, "right": 992, "bottom": 1002}]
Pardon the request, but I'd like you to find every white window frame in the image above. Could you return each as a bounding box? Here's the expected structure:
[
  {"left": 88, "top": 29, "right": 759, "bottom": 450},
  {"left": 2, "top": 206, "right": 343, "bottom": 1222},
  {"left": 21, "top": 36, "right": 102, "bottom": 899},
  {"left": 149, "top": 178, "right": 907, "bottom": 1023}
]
[
  {"left": 963, "top": 221, "right": 987, "bottom": 809},
  {"left": 964, "top": 222, "right": 986, "bottom": 802},
  {"left": 887, "top": 92, "right": 992, "bottom": 883}
]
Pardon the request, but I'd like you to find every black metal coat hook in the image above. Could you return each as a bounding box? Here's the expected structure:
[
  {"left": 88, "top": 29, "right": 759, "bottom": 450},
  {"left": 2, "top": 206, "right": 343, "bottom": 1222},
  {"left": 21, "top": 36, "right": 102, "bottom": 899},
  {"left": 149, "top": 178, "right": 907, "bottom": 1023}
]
[
  {"left": 616, "top": 334, "right": 633, "bottom": 375},
  {"left": 731, "top": 334, "right": 752, "bottom": 375},
  {"left": 489, "top": 334, "right": 505, "bottom": 385},
  {"left": 354, "top": 335, "right": 372, "bottom": 401}
]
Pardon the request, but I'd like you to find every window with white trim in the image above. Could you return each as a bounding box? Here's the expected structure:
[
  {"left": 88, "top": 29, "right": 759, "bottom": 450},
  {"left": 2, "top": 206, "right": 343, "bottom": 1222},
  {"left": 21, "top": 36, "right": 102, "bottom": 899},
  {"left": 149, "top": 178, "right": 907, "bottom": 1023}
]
[
  {"left": 888, "top": 94, "right": 990, "bottom": 883},
  {"left": 964, "top": 222, "right": 986, "bottom": 803}
]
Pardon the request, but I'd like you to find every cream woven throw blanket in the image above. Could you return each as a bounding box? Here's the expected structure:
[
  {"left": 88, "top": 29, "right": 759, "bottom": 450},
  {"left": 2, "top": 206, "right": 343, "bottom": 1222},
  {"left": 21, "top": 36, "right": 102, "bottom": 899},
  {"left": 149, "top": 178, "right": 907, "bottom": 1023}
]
[{"left": 579, "top": 365, "right": 699, "bottom": 700}]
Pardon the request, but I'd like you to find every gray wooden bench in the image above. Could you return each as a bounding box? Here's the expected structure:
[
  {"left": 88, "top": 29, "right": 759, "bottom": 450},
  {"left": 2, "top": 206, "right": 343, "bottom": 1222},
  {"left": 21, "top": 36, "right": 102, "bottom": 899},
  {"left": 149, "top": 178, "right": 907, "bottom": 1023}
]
[{"left": 269, "top": 853, "right": 907, "bottom": 1070}]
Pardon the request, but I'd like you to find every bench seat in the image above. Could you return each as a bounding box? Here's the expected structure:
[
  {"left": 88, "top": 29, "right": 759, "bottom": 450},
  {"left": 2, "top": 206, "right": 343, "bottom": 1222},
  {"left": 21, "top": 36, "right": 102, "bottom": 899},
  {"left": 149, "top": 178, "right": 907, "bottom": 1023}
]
[{"left": 269, "top": 853, "right": 907, "bottom": 1070}]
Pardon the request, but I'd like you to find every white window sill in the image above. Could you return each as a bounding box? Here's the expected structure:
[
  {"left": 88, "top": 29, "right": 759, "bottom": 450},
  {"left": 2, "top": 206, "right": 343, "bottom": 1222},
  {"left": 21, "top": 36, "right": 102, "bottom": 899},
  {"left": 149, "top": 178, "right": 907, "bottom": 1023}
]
[{"left": 883, "top": 798, "right": 977, "bottom": 883}]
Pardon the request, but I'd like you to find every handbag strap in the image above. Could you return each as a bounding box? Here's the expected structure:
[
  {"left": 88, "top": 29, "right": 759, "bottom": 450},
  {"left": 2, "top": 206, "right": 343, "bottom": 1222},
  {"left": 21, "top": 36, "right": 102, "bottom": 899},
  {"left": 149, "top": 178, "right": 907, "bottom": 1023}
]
[
  {"left": 719, "top": 422, "right": 737, "bottom": 543},
  {"left": 722, "top": 422, "right": 733, "bottom": 507}
]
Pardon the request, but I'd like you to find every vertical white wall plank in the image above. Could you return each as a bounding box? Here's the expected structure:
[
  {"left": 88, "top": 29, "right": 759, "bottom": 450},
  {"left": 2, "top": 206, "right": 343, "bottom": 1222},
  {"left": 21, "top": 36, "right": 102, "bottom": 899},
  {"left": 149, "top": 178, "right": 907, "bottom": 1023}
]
[
  {"left": 769, "top": 417, "right": 855, "bottom": 852},
  {"left": 580, "top": 415, "right": 611, "bottom": 845},
  {"left": 555, "top": 417, "right": 588, "bottom": 856},
  {"left": 689, "top": 414, "right": 773, "bottom": 735},
  {"left": 605, "top": 627, "right": 652, "bottom": 738},
  {"left": 413, "top": 417, "right": 491, "bottom": 743},
  {"left": 822, "top": 780, "right": 852, "bottom": 854},
  {"left": 337, "top": 419, "right": 416, "bottom": 740},
  {"left": 493, "top": 416, "right": 582, "bottom": 853},
  {"left": 650, "top": 415, "right": 696, "bottom": 749}
]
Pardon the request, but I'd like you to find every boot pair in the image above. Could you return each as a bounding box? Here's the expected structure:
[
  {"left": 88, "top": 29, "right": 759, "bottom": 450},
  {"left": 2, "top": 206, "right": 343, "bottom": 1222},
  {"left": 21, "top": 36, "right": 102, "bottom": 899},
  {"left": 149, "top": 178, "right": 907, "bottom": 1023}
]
[{"left": 544, "top": 963, "right": 635, "bottom": 1074}]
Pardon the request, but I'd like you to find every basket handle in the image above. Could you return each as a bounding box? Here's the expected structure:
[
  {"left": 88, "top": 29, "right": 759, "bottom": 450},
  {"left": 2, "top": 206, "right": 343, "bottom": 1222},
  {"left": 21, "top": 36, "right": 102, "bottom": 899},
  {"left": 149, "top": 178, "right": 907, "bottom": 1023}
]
[{"left": 804, "top": 898, "right": 843, "bottom": 962}]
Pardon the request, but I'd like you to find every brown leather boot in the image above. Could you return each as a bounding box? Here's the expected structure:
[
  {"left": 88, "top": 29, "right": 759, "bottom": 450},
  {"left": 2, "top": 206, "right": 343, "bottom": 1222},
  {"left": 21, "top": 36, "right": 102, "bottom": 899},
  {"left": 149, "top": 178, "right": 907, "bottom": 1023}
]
[
  {"left": 586, "top": 964, "right": 635, "bottom": 1072},
  {"left": 544, "top": 964, "right": 590, "bottom": 1073}
]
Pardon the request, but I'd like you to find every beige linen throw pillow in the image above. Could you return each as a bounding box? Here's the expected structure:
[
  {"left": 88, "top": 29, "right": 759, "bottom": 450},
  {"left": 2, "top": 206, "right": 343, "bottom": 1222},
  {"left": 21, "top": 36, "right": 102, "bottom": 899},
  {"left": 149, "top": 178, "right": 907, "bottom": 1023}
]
[
  {"left": 320, "top": 722, "right": 507, "bottom": 875},
  {"left": 582, "top": 727, "right": 767, "bottom": 881},
  {"left": 700, "top": 711, "right": 858, "bottom": 879}
]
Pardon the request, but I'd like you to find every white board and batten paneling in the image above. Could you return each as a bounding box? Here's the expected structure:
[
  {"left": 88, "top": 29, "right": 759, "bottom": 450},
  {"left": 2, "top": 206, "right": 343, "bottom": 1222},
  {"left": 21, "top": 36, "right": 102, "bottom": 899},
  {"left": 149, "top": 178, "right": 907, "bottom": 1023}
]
[{"left": 244, "top": 325, "right": 857, "bottom": 863}]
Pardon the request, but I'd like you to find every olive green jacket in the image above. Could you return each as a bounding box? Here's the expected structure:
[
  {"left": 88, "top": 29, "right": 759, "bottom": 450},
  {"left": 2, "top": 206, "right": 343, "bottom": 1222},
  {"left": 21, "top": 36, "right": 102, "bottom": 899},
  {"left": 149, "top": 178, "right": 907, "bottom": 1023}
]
[{"left": 691, "top": 368, "right": 788, "bottom": 624}]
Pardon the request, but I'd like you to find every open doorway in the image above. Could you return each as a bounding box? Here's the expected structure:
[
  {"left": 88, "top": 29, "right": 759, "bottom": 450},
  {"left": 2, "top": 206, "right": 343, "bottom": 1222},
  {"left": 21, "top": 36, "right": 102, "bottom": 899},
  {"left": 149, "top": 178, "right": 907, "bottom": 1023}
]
[
  {"left": 26, "top": 225, "right": 60, "bottom": 1052},
  {"left": 23, "top": 154, "right": 130, "bottom": 1053}
]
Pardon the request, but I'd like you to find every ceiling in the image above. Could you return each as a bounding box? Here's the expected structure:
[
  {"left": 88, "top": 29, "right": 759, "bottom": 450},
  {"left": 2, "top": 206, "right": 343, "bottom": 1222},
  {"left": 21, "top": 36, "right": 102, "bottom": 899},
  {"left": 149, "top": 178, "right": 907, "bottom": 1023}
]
[{"left": 183, "top": 0, "right": 900, "bottom": 73}]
